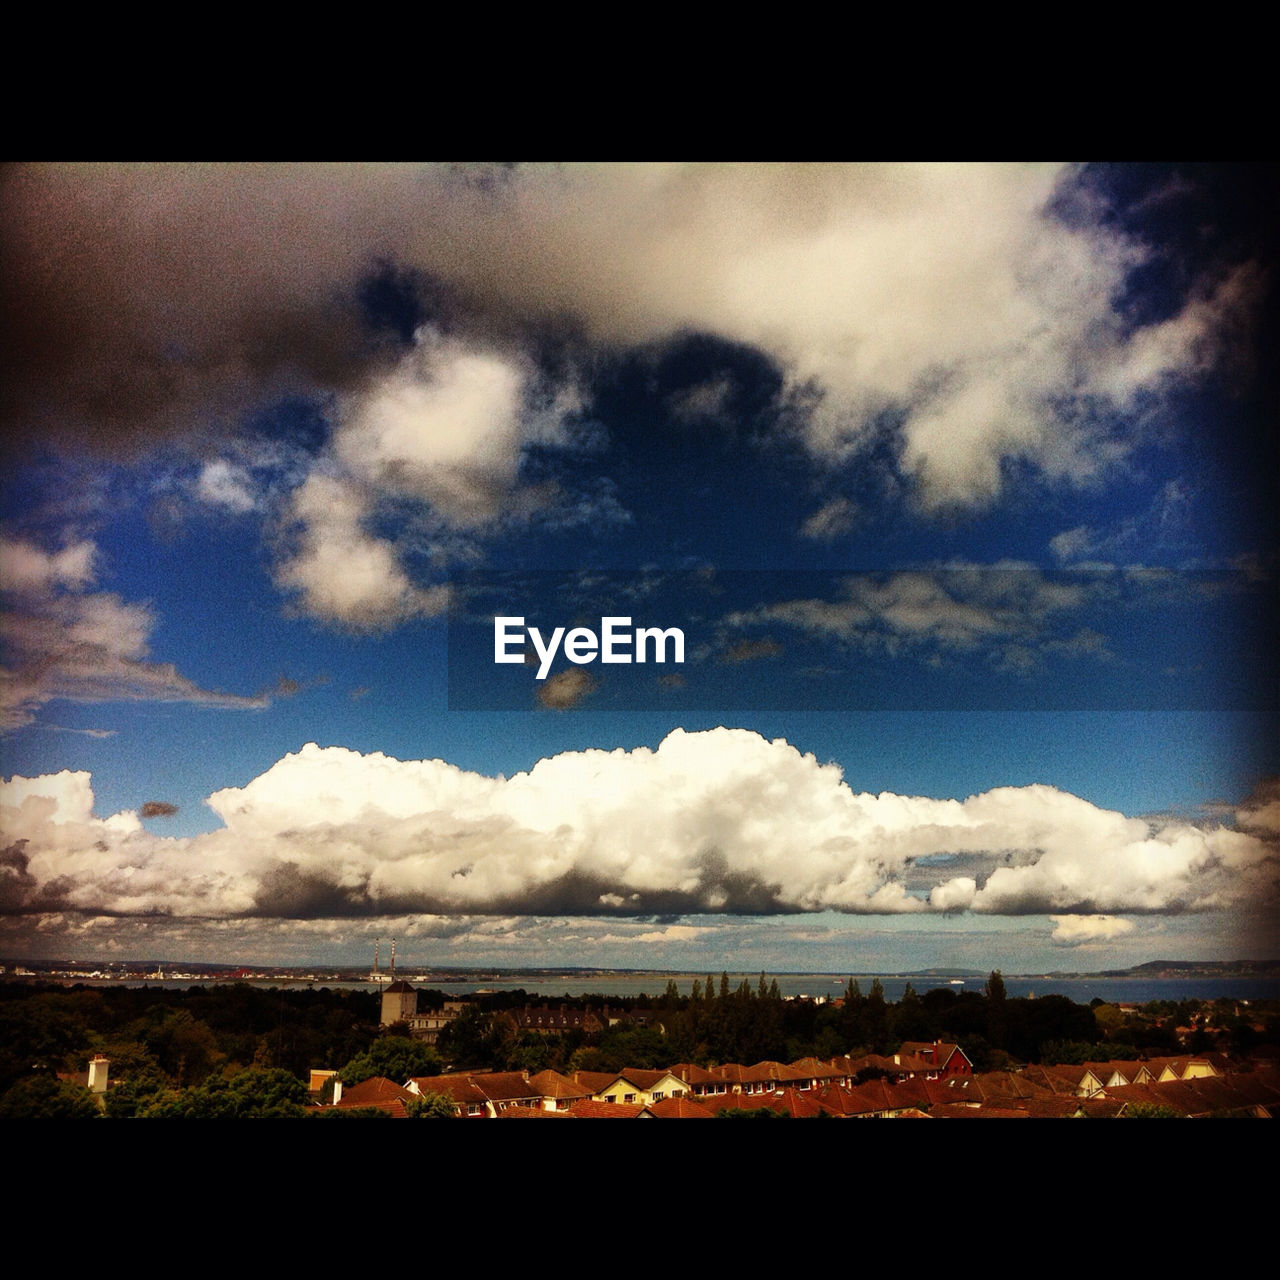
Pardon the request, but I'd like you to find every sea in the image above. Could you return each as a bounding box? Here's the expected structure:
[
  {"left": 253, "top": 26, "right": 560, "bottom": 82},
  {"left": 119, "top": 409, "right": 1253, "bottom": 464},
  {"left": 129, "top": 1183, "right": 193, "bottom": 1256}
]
[{"left": 31, "top": 972, "right": 1278, "bottom": 1003}]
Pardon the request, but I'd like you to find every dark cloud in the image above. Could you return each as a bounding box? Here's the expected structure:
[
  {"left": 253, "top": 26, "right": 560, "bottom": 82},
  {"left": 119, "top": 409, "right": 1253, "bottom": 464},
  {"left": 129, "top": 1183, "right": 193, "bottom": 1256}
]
[
  {"left": 536, "top": 668, "right": 597, "bottom": 710},
  {"left": 140, "top": 801, "right": 178, "bottom": 818},
  {"left": 719, "top": 637, "right": 783, "bottom": 664}
]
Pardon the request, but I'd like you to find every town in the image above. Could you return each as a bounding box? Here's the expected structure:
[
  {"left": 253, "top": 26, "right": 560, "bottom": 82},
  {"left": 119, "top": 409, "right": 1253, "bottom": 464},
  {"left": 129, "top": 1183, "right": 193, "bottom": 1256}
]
[{"left": 2, "top": 970, "right": 1277, "bottom": 1119}]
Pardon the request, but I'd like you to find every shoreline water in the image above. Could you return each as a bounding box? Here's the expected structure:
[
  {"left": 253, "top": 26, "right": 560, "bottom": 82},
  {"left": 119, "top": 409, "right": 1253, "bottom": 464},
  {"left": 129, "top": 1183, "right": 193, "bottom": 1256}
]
[{"left": 8, "top": 972, "right": 1278, "bottom": 1003}]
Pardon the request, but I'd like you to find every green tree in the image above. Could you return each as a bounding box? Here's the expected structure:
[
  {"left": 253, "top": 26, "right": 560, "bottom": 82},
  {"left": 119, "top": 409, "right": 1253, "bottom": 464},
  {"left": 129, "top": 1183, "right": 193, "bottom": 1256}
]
[
  {"left": 0, "top": 1075, "right": 100, "bottom": 1119},
  {"left": 719, "top": 972, "right": 731, "bottom": 1001},
  {"left": 141, "top": 1067, "right": 308, "bottom": 1119},
  {"left": 985, "top": 969, "right": 1008, "bottom": 1050},
  {"left": 407, "top": 1090, "right": 457, "bottom": 1118},
  {"left": 865, "top": 979, "right": 888, "bottom": 1053},
  {"left": 1122, "top": 1102, "right": 1181, "bottom": 1119},
  {"left": 891, "top": 982, "right": 931, "bottom": 1043},
  {"left": 436, "top": 1006, "right": 503, "bottom": 1069},
  {"left": 145, "top": 1009, "right": 223, "bottom": 1086},
  {"left": 340, "top": 1035, "right": 441, "bottom": 1085}
]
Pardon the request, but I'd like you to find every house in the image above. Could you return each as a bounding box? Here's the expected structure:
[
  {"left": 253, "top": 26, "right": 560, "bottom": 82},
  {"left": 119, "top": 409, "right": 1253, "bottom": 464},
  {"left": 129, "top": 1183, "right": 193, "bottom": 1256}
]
[
  {"left": 527, "top": 1069, "right": 592, "bottom": 1111},
  {"left": 572, "top": 1068, "right": 688, "bottom": 1107},
  {"left": 331, "top": 1076, "right": 416, "bottom": 1117},
  {"left": 503, "top": 1004, "right": 608, "bottom": 1036},
  {"left": 897, "top": 1040, "right": 974, "bottom": 1079},
  {"left": 405, "top": 1070, "right": 543, "bottom": 1117}
]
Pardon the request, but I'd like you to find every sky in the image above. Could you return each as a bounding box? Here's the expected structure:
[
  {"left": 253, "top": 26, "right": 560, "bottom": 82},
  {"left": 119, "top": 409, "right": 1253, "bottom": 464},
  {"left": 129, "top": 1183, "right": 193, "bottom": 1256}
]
[{"left": 1, "top": 162, "right": 1276, "bottom": 975}]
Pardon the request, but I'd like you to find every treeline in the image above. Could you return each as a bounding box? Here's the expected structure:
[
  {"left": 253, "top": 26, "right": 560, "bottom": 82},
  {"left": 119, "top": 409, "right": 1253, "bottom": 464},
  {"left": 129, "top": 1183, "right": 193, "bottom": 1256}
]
[
  {"left": 1, "top": 977, "right": 1275, "bottom": 1117},
  {"left": 427, "top": 973, "right": 1279, "bottom": 1076},
  {"left": 0, "top": 981, "right": 383, "bottom": 1116}
]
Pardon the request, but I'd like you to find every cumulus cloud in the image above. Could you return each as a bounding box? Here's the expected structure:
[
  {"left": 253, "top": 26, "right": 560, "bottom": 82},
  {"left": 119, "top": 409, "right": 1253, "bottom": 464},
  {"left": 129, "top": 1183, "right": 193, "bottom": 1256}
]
[
  {"left": 334, "top": 332, "right": 534, "bottom": 528},
  {"left": 1049, "top": 914, "right": 1136, "bottom": 945},
  {"left": 273, "top": 474, "right": 450, "bottom": 630},
  {"left": 2, "top": 729, "right": 1274, "bottom": 924},
  {"left": 1, "top": 536, "right": 268, "bottom": 729},
  {"left": 272, "top": 330, "right": 586, "bottom": 626}
]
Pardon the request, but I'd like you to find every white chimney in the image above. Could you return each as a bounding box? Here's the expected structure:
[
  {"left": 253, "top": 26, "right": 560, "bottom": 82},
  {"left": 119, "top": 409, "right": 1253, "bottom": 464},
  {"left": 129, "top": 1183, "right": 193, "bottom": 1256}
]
[{"left": 88, "top": 1055, "right": 109, "bottom": 1093}]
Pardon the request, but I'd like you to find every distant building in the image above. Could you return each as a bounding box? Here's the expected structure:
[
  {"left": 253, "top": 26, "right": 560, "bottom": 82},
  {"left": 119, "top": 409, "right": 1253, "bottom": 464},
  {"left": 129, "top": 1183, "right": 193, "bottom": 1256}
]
[
  {"left": 380, "top": 980, "right": 417, "bottom": 1027},
  {"left": 405, "top": 1001, "right": 465, "bottom": 1045}
]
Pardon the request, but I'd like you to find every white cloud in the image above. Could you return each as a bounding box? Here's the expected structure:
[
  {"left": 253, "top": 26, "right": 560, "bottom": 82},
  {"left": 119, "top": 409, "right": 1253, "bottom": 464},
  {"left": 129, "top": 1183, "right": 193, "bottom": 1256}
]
[
  {"left": 1049, "top": 914, "right": 1135, "bottom": 945},
  {"left": 1, "top": 535, "right": 267, "bottom": 729},
  {"left": 0, "top": 538, "right": 96, "bottom": 594},
  {"left": 336, "top": 333, "right": 532, "bottom": 527},
  {"left": 273, "top": 331, "right": 584, "bottom": 626},
  {"left": 800, "top": 496, "right": 859, "bottom": 542},
  {"left": 273, "top": 473, "right": 450, "bottom": 631},
  {"left": 1050, "top": 480, "right": 1198, "bottom": 566},
  {"left": 197, "top": 459, "right": 258, "bottom": 513},
  {"left": 3, "top": 728, "right": 1274, "bottom": 923},
  {"left": 727, "top": 568, "right": 1093, "bottom": 663}
]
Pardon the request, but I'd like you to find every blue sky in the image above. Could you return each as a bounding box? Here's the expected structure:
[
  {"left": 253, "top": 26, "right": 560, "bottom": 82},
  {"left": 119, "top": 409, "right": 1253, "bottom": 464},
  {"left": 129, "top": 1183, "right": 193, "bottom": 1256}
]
[{"left": 1, "top": 163, "right": 1275, "bottom": 973}]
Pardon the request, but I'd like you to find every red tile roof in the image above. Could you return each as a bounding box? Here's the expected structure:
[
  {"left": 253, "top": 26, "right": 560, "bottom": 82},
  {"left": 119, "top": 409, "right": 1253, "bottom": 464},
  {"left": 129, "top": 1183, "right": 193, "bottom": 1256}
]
[{"left": 643, "top": 1096, "right": 716, "bottom": 1119}]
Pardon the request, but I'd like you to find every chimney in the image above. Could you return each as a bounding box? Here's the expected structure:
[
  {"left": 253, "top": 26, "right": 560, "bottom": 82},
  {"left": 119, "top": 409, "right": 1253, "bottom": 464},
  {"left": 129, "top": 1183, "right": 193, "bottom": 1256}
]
[
  {"left": 332, "top": 1078, "right": 343, "bottom": 1105},
  {"left": 88, "top": 1054, "right": 109, "bottom": 1093}
]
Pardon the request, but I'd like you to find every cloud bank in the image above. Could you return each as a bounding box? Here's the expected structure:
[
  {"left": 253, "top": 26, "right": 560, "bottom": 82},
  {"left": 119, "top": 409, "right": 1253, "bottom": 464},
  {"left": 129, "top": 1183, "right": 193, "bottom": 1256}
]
[{"left": 3, "top": 728, "right": 1273, "bottom": 924}]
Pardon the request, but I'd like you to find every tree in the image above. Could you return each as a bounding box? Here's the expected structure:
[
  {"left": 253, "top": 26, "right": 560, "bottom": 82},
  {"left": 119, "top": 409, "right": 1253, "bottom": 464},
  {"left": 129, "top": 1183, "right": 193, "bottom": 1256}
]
[
  {"left": 719, "top": 972, "right": 731, "bottom": 1001},
  {"left": 865, "top": 979, "right": 888, "bottom": 1053},
  {"left": 340, "top": 1035, "right": 441, "bottom": 1085},
  {"left": 0, "top": 1075, "right": 100, "bottom": 1119},
  {"left": 1122, "top": 1102, "right": 1181, "bottom": 1119},
  {"left": 985, "top": 969, "right": 1008, "bottom": 1050},
  {"left": 145, "top": 1009, "right": 223, "bottom": 1086},
  {"left": 891, "top": 982, "right": 931, "bottom": 1042},
  {"left": 141, "top": 1067, "right": 308, "bottom": 1119},
  {"left": 407, "top": 1090, "right": 457, "bottom": 1119}
]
